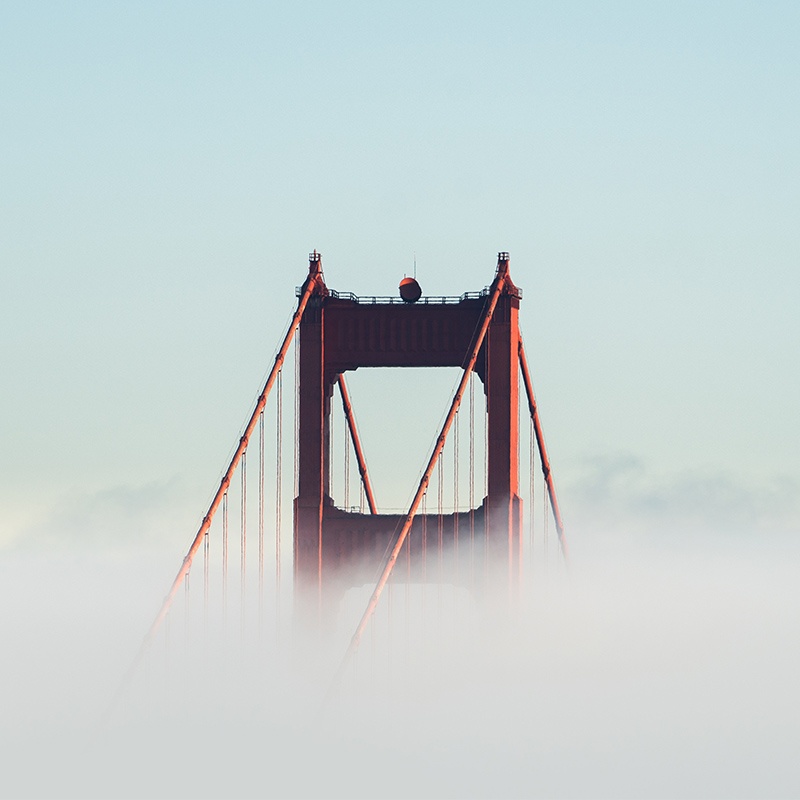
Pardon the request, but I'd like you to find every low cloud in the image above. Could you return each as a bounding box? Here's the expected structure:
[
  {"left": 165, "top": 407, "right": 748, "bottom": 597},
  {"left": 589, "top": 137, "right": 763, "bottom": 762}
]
[
  {"left": 2, "top": 459, "right": 800, "bottom": 798},
  {"left": 567, "top": 454, "right": 800, "bottom": 537},
  {"left": 2, "top": 532, "right": 800, "bottom": 799},
  {"left": 8, "top": 478, "right": 199, "bottom": 554}
]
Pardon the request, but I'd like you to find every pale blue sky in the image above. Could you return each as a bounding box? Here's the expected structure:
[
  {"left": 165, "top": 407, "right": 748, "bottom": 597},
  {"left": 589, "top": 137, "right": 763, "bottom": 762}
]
[{"left": 2, "top": 1, "right": 799, "bottom": 548}]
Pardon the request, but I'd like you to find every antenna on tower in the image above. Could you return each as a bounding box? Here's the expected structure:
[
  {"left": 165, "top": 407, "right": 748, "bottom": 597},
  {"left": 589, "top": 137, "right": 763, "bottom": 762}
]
[{"left": 413, "top": 251, "right": 417, "bottom": 280}]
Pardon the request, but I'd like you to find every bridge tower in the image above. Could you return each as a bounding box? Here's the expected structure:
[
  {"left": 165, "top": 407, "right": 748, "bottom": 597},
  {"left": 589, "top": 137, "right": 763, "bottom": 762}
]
[
  {"left": 126, "top": 249, "right": 565, "bottom": 679},
  {"left": 294, "top": 252, "right": 523, "bottom": 614}
]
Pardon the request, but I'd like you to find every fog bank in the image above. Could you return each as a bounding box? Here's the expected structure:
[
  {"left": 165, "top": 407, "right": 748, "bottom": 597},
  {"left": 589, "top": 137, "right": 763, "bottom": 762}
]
[{"left": 1, "top": 529, "right": 799, "bottom": 799}]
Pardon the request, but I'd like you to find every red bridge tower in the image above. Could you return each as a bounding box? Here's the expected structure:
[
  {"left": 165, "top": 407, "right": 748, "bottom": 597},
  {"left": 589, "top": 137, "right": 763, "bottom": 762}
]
[
  {"left": 294, "top": 252, "right": 524, "bottom": 611},
  {"left": 128, "top": 250, "right": 566, "bottom": 682}
]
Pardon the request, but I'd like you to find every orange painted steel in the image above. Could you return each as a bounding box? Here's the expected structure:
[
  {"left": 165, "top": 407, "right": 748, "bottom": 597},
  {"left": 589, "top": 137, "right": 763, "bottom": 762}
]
[
  {"left": 336, "top": 374, "right": 377, "bottom": 515},
  {"left": 296, "top": 254, "right": 523, "bottom": 603},
  {"left": 518, "top": 337, "right": 569, "bottom": 563},
  {"left": 332, "top": 258, "right": 506, "bottom": 682},
  {"left": 133, "top": 257, "right": 322, "bottom": 658}
]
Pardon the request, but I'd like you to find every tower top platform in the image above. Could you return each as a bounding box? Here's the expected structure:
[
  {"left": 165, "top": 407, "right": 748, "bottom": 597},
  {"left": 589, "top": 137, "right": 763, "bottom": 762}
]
[{"left": 295, "top": 284, "right": 522, "bottom": 305}]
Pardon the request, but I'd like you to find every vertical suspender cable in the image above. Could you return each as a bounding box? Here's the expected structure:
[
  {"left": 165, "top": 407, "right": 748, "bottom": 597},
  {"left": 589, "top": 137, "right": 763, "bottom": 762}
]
[
  {"left": 164, "top": 612, "right": 170, "bottom": 687},
  {"left": 241, "top": 452, "right": 247, "bottom": 631},
  {"left": 293, "top": 339, "right": 300, "bottom": 563},
  {"left": 276, "top": 368, "right": 283, "bottom": 614},
  {"left": 203, "top": 529, "right": 209, "bottom": 633},
  {"left": 529, "top": 417, "right": 535, "bottom": 568},
  {"left": 184, "top": 567, "right": 190, "bottom": 643},
  {"left": 293, "top": 344, "right": 299, "bottom": 499},
  {"left": 517, "top": 374, "right": 523, "bottom": 587},
  {"left": 484, "top": 359, "right": 490, "bottom": 570},
  {"left": 405, "top": 501, "right": 411, "bottom": 625},
  {"left": 422, "top": 490, "right": 428, "bottom": 580},
  {"left": 258, "top": 410, "right": 264, "bottom": 626},
  {"left": 543, "top": 482, "right": 549, "bottom": 565},
  {"left": 483, "top": 323, "right": 490, "bottom": 575},
  {"left": 344, "top": 411, "right": 350, "bottom": 508},
  {"left": 387, "top": 574, "right": 393, "bottom": 680},
  {"left": 453, "top": 410, "right": 459, "bottom": 573},
  {"left": 437, "top": 456, "right": 444, "bottom": 595},
  {"left": 222, "top": 491, "right": 228, "bottom": 625},
  {"left": 421, "top": 489, "right": 427, "bottom": 616},
  {"left": 469, "top": 374, "right": 475, "bottom": 580}
]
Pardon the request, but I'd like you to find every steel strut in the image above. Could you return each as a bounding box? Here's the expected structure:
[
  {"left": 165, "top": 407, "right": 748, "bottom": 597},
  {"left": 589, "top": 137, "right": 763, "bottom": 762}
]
[
  {"left": 328, "top": 260, "right": 507, "bottom": 694},
  {"left": 112, "top": 265, "right": 321, "bottom": 706},
  {"left": 518, "top": 337, "right": 569, "bottom": 563},
  {"left": 337, "top": 374, "right": 377, "bottom": 514}
]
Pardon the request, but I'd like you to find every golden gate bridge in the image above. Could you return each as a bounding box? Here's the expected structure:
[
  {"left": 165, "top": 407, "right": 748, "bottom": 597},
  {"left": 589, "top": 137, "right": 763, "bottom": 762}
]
[{"left": 116, "top": 251, "right": 568, "bottom": 703}]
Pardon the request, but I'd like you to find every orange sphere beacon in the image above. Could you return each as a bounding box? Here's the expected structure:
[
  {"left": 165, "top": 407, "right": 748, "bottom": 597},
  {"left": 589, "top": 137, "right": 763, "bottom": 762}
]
[{"left": 399, "top": 276, "right": 422, "bottom": 303}]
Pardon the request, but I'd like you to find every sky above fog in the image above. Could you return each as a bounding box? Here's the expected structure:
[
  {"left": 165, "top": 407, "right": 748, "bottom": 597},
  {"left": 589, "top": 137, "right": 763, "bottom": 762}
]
[
  {"left": 2, "top": 5, "right": 800, "bottom": 799},
  {"left": 2, "top": 1, "right": 799, "bottom": 549}
]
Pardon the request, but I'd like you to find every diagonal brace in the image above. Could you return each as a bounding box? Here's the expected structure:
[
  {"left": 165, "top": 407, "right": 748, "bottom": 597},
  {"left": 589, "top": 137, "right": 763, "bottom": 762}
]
[
  {"left": 518, "top": 337, "right": 569, "bottom": 563},
  {"left": 337, "top": 374, "right": 377, "bottom": 514}
]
